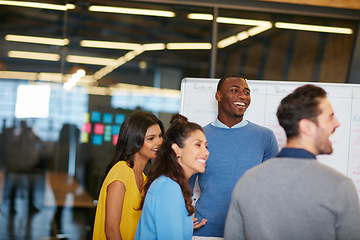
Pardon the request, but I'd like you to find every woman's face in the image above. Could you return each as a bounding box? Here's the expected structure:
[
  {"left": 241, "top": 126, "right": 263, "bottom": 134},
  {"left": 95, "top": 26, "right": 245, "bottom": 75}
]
[
  {"left": 174, "top": 129, "right": 209, "bottom": 179},
  {"left": 136, "top": 124, "right": 163, "bottom": 161}
]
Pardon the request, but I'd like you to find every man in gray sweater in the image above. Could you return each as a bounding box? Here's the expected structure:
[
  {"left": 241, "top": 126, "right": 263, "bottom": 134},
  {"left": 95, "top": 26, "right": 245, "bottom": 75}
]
[{"left": 224, "top": 84, "right": 360, "bottom": 240}]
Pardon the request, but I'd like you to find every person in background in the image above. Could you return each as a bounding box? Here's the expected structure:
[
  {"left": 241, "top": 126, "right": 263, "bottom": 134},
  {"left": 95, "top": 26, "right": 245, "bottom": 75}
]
[
  {"left": 190, "top": 74, "right": 279, "bottom": 238},
  {"left": 4, "top": 119, "right": 42, "bottom": 213},
  {"left": 135, "top": 114, "right": 209, "bottom": 239},
  {"left": 224, "top": 84, "right": 360, "bottom": 240},
  {"left": 92, "top": 111, "right": 164, "bottom": 240}
]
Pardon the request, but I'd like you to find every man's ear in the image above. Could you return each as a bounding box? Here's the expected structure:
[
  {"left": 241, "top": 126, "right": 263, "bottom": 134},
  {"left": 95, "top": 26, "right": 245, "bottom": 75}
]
[
  {"left": 215, "top": 90, "right": 222, "bottom": 102},
  {"left": 171, "top": 143, "right": 181, "bottom": 158},
  {"left": 298, "top": 119, "right": 316, "bottom": 136}
]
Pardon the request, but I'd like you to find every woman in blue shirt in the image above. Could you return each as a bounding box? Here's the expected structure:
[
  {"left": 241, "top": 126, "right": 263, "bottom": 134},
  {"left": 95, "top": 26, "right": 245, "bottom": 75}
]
[{"left": 135, "top": 114, "right": 209, "bottom": 239}]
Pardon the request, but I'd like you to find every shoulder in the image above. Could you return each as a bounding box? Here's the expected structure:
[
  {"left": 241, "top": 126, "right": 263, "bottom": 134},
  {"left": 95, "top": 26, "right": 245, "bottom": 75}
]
[
  {"left": 203, "top": 123, "right": 214, "bottom": 132},
  {"left": 109, "top": 161, "right": 131, "bottom": 175},
  {"left": 312, "top": 161, "right": 352, "bottom": 183},
  {"left": 246, "top": 121, "right": 273, "bottom": 133},
  {"left": 105, "top": 161, "right": 132, "bottom": 184},
  {"left": 148, "top": 176, "right": 182, "bottom": 196}
]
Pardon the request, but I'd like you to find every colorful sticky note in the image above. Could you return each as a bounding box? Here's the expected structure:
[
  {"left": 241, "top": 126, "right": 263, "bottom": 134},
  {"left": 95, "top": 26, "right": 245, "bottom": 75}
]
[
  {"left": 104, "top": 125, "right": 112, "bottom": 134},
  {"left": 104, "top": 133, "right": 112, "bottom": 142},
  {"left": 94, "top": 123, "right": 104, "bottom": 135},
  {"left": 91, "top": 111, "right": 101, "bottom": 123},
  {"left": 92, "top": 134, "right": 103, "bottom": 145},
  {"left": 84, "top": 113, "right": 90, "bottom": 123},
  {"left": 81, "top": 123, "right": 92, "bottom": 133},
  {"left": 103, "top": 113, "right": 113, "bottom": 124},
  {"left": 104, "top": 125, "right": 112, "bottom": 142},
  {"left": 112, "top": 125, "right": 121, "bottom": 135},
  {"left": 112, "top": 135, "right": 118, "bottom": 145},
  {"left": 115, "top": 114, "right": 125, "bottom": 125},
  {"left": 80, "top": 132, "right": 89, "bottom": 143}
]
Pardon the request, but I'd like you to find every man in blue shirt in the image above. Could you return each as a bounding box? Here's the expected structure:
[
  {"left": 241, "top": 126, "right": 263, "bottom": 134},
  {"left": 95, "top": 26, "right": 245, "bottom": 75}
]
[
  {"left": 190, "top": 74, "right": 279, "bottom": 238},
  {"left": 224, "top": 84, "right": 360, "bottom": 240}
]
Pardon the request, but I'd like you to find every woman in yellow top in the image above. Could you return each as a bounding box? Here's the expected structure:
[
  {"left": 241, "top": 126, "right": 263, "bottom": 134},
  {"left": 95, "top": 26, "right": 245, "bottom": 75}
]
[{"left": 93, "top": 111, "right": 164, "bottom": 240}]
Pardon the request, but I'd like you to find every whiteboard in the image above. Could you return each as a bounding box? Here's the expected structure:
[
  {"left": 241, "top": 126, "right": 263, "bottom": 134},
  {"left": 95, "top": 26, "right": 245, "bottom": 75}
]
[{"left": 180, "top": 78, "right": 360, "bottom": 198}]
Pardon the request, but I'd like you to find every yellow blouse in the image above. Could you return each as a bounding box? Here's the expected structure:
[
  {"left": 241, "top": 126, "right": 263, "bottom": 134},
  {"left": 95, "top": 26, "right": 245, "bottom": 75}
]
[{"left": 93, "top": 161, "right": 146, "bottom": 240}]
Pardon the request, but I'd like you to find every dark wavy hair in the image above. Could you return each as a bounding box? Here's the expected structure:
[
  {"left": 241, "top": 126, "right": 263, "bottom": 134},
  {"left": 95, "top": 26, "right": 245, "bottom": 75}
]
[
  {"left": 105, "top": 111, "right": 165, "bottom": 174},
  {"left": 276, "top": 84, "right": 326, "bottom": 140},
  {"left": 139, "top": 114, "right": 203, "bottom": 215}
]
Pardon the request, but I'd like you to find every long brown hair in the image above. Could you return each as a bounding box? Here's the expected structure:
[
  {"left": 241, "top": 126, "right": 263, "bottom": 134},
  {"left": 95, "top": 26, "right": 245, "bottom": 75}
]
[{"left": 139, "top": 114, "right": 203, "bottom": 215}]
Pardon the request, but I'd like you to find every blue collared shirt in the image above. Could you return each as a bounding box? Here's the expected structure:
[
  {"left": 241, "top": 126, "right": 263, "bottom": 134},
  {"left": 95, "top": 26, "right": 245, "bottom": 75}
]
[
  {"left": 211, "top": 118, "right": 248, "bottom": 129},
  {"left": 277, "top": 148, "right": 316, "bottom": 159}
]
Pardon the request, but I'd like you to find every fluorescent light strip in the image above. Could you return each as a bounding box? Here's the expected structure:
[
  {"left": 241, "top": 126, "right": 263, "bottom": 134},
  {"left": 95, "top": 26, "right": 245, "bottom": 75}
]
[
  {"left": 93, "top": 47, "right": 145, "bottom": 81},
  {"left": 275, "top": 22, "right": 353, "bottom": 34},
  {"left": 80, "top": 40, "right": 140, "bottom": 50},
  {"left": 167, "top": 43, "right": 212, "bottom": 50},
  {"left": 248, "top": 24, "right": 272, "bottom": 36},
  {"left": 89, "top": 5, "right": 175, "bottom": 17},
  {"left": 218, "top": 36, "right": 238, "bottom": 49},
  {"left": 66, "top": 55, "right": 116, "bottom": 66},
  {"left": 8, "top": 51, "right": 60, "bottom": 61},
  {"left": 188, "top": 13, "right": 352, "bottom": 35},
  {"left": 143, "top": 43, "right": 165, "bottom": 51},
  {"left": 236, "top": 32, "right": 249, "bottom": 41},
  {"left": 219, "top": 25, "right": 272, "bottom": 48},
  {"left": 187, "top": 13, "right": 213, "bottom": 20},
  {"left": 218, "top": 24, "right": 272, "bottom": 48},
  {"left": 187, "top": 13, "right": 271, "bottom": 26},
  {"left": 0, "top": 1, "right": 75, "bottom": 11},
  {"left": 5, "top": 34, "right": 69, "bottom": 46},
  {"left": 217, "top": 17, "right": 271, "bottom": 27},
  {"left": 0, "top": 70, "right": 37, "bottom": 80}
]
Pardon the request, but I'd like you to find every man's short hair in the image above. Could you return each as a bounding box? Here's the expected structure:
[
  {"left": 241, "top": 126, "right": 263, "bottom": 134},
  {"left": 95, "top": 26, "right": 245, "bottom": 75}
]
[
  {"left": 276, "top": 84, "right": 327, "bottom": 139},
  {"left": 217, "top": 73, "right": 246, "bottom": 91}
]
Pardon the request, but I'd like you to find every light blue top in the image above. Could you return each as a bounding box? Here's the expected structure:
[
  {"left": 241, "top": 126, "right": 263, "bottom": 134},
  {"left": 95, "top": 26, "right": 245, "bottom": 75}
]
[
  {"left": 135, "top": 175, "right": 193, "bottom": 240},
  {"left": 190, "top": 120, "right": 279, "bottom": 237}
]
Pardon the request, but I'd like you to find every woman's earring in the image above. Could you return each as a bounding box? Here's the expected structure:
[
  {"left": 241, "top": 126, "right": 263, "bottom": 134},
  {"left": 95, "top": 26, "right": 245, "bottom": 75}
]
[{"left": 177, "top": 156, "right": 180, "bottom": 159}]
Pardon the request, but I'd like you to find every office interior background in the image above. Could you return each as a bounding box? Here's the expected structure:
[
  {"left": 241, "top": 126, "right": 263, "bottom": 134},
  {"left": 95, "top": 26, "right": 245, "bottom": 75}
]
[{"left": 0, "top": 0, "right": 359, "bottom": 239}]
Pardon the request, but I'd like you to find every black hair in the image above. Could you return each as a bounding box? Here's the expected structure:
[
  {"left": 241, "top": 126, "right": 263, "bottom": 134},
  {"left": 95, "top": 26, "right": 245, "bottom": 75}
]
[{"left": 217, "top": 73, "right": 247, "bottom": 91}]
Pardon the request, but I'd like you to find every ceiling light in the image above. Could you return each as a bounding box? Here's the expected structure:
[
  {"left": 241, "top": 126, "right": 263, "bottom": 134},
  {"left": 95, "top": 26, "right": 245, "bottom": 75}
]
[
  {"left": 8, "top": 51, "right": 60, "bottom": 61},
  {"left": 217, "top": 17, "right": 271, "bottom": 26},
  {"left": 218, "top": 24, "right": 272, "bottom": 48},
  {"left": 63, "top": 69, "right": 87, "bottom": 91},
  {"left": 0, "top": 70, "right": 37, "bottom": 80},
  {"left": 248, "top": 24, "right": 272, "bottom": 36},
  {"left": 143, "top": 43, "right": 165, "bottom": 51},
  {"left": 38, "top": 72, "right": 64, "bottom": 82},
  {"left": 66, "top": 55, "right": 116, "bottom": 66},
  {"left": 89, "top": 5, "right": 175, "bottom": 17},
  {"left": 218, "top": 36, "right": 238, "bottom": 48},
  {"left": 93, "top": 48, "right": 145, "bottom": 81},
  {"left": 236, "top": 32, "right": 249, "bottom": 41},
  {"left": 0, "top": 1, "right": 75, "bottom": 11},
  {"left": 80, "top": 40, "right": 140, "bottom": 50},
  {"left": 187, "top": 13, "right": 271, "bottom": 26},
  {"left": 166, "top": 43, "right": 212, "bottom": 50},
  {"left": 275, "top": 22, "right": 353, "bottom": 34},
  {"left": 187, "top": 13, "right": 213, "bottom": 20},
  {"left": 5, "top": 34, "right": 69, "bottom": 46},
  {"left": 139, "top": 61, "right": 147, "bottom": 69}
]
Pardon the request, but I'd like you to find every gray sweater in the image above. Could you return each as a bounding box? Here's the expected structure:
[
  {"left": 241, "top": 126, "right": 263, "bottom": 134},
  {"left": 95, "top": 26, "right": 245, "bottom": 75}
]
[{"left": 224, "top": 157, "right": 360, "bottom": 240}]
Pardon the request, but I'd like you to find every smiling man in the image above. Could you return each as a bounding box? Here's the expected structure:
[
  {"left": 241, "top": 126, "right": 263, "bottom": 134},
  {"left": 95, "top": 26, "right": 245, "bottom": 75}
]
[
  {"left": 224, "top": 84, "right": 360, "bottom": 240},
  {"left": 190, "top": 74, "right": 279, "bottom": 239}
]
